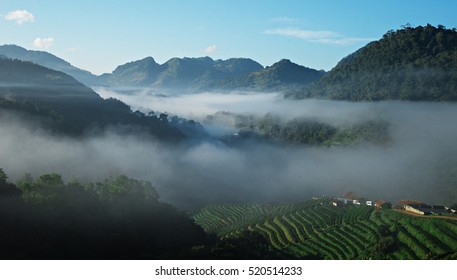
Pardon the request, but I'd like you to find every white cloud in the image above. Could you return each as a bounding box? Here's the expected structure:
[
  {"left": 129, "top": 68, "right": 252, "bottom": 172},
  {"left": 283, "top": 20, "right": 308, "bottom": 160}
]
[
  {"left": 204, "top": 45, "right": 217, "bottom": 54},
  {"left": 4, "top": 10, "right": 35, "bottom": 25},
  {"left": 266, "top": 28, "right": 338, "bottom": 40},
  {"left": 33, "top": 37, "right": 54, "bottom": 49},
  {"left": 265, "top": 28, "right": 374, "bottom": 45},
  {"left": 270, "top": 17, "right": 300, "bottom": 24}
]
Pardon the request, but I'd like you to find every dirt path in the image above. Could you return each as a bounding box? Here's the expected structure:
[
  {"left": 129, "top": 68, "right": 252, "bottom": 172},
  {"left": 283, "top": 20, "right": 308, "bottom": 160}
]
[{"left": 393, "top": 209, "right": 457, "bottom": 221}]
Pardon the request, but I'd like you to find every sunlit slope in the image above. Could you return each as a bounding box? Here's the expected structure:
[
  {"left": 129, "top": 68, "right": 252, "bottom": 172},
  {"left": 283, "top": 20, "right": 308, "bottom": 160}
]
[
  {"left": 0, "top": 57, "right": 187, "bottom": 140},
  {"left": 193, "top": 198, "right": 457, "bottom": 259}
]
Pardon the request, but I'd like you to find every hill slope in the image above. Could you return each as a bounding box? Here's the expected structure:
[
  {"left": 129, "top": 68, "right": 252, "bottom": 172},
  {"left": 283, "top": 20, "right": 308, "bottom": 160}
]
[
  {"left": 288, "top": 24, "right": 457, "bottom": 101},
  {"left": 0, "top": 44, "right": 98, "bottom": 85},
  {"left": 194, "top": 198, "right": 457, "bottom": 259},
  {"left": 98, "top": 56, "right": 161, "bottom": 86},
  {"left": 213, "top": 59, "right": 324, "bottom": 91},
  {"left": 0, "top": 171, "right": 207, "bottom": 259},
  {"left": 0, "top": 57, "right": 191, "bottom": 140}
]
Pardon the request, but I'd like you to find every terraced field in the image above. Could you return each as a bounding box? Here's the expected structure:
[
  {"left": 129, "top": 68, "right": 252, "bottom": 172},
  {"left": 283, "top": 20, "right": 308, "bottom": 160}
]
[{"left": 193, "top": 198, "right": 457, "bottom": 259}]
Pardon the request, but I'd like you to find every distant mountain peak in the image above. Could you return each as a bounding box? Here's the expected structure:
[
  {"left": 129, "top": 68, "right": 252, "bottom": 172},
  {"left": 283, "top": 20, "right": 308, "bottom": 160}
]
[
  {"left": 113, "top": 56, "right": 159, "bottom": 72},
  {"left": 1, "top": 44, "right": 28, "bottom": 52},
  {"left": 103, "top": 56, "right": 264, "bottom": 89},
  {"left": 212, "top": 58, "right": 324, "bottom": 91},
  {"left": 0, "top": 44, "right": 97, "bottom": 85},
  {"left": 276, "top": 58, "right": 292, "bottom": 64},
  {"left": 142, "top": 56, "right": 157, "bottom": 63}
]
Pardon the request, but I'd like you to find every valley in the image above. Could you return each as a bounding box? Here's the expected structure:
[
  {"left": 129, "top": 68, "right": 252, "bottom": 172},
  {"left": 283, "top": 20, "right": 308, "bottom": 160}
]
[{"left": 2, "top": 24, "right": 457, "bottom": 260}]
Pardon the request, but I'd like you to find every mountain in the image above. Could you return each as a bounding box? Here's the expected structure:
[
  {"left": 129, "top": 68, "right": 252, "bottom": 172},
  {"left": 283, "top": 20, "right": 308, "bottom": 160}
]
[
  {"left": 98, "top": 56, "right": 161, "bottom": 86},
  {"left": 288, "top": 24, "right": 457, "bottom": 101},
  {"left": 212, "top": 59, "right": 325, "bottom": 91},
  {"left": 101, "top": 57, "right": 323, "bottom": 92},
  {"left": 0, "top": 45, "right": 321, "bottom": 93},
  {"left": 101, "top": 56, "right": 263, "bottom": 90},
  {"left": 0, "top": 44, "right": 98, "bottom": 85},
  {"left": 0, "top": 57, "right": 195, "bottom": 140}
]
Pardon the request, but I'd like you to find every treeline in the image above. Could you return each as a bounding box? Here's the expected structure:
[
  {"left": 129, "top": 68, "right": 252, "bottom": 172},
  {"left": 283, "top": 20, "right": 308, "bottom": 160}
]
[
  {"left": 206, "top": 112, "right": 390, "bottom": 146},
  {"left": 0, "top": 169, "right": 207, "bottom": 259},
  {"left": 0, "top": 169, "right": 282, "bottom": 259},
  {"left": 287, "top": 24, "right": 457, "bottom": 101}
]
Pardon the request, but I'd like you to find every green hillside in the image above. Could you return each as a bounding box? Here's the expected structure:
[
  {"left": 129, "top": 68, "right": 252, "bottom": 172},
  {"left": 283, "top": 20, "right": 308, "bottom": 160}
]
[
  {"left": 0, "top": 169, "right": 207, "bottom": 259},
  {"left": 206, "top": 112, "right": 390, "bottom": 147},
  {"left": 212, "top": 59, "right": 324, "bottom": 91},
  {"left": 0, "top": 57, "right": 205, "bottom": 140},
  {"left": 193, "top": 198, "right": 457, "bottom": 259},
  {"left": 98, "top": 56, "right": 162, "bottom": 86},
  {"left": 288, "top": 24, "right": 457, "bottom": 101}
]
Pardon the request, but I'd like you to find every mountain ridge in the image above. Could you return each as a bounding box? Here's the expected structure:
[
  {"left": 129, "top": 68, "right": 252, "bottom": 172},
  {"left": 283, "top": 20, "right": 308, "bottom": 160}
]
[
  {"left": 0, "top": 44, "right": 323, "bottom": 92},
  {"left": 287, "top": 24, "right": 457, "bottom": 101},
  {"left": 0, "top": 44, "right": 98, "bottom": 85},
  {"left": 101, "top": 56, "right": 264, "bottom": 89},
  {"left": 211, "top": 58, "right": 325, "bottom": 91}
]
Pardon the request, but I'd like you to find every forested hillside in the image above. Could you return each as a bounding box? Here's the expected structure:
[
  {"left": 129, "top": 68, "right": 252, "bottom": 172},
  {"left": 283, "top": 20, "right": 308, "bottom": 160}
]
[
  {"left": 288, "top": 24, "right": 457, "bottom": 101},
  {"left": 0, "top": 58, "right": 204, "bottom": 140},
  {"left": 212, "top": 59, "right": 324, "bottom": 91},
  {"left": 0, "top": 169, "right": 207, "bottom": 259},
  {"left": 205, "top": 112, "right": 390, "bottom": 146}
]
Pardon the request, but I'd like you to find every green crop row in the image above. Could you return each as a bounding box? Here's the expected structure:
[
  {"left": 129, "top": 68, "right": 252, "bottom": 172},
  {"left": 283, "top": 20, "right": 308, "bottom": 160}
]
[{"left": 193, "top": 199, "right": 457, "bottom": 259}]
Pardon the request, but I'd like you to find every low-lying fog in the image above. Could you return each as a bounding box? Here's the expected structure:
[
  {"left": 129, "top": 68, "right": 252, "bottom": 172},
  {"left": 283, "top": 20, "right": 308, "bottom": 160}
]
[{"left": 1, "top": 87, "right": 457, "bottom": 209}]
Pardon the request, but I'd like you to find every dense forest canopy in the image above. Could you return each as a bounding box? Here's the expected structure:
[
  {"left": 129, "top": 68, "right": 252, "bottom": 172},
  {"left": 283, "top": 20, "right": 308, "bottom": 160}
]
[
  {"left": 287, "top": 24, "right": 457, "bottom": 101},
  {"left": 205, "top": 111, "right": 390, "bottom": 147},
  {"left": 0, "top": 169, "right": 206, "bottom": 259}
]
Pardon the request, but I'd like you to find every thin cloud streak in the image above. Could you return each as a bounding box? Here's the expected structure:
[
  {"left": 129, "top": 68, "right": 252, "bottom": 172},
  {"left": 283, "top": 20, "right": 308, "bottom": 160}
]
[{"left": 265, "top": 28, "right": 374, "bottom": 45}]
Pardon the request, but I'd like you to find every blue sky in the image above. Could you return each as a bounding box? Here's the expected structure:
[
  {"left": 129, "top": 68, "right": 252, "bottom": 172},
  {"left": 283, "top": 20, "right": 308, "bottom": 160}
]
[{"left": 1, "top": 0, "right": 456, "bottom": 75}]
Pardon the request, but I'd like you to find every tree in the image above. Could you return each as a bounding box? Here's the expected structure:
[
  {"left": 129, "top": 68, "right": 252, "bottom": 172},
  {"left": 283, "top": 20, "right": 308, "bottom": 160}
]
[
  {"left": 16, "top": 173, "right": 34, "bottom": 191},
  {"left": 17, "top": 173, "right": 63, "bottom": 203},
  {"left": 0, "top": 168, "right": 7, "bottom": 183}
]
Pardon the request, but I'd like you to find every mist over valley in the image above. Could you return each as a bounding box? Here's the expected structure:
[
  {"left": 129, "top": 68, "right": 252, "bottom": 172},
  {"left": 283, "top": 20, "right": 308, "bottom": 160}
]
[
  {"left": 2, "top": 23, "right": 457, "bottom": 260},
  {"left": 2, "top": 89, "right": 457, "bottom": 209}
]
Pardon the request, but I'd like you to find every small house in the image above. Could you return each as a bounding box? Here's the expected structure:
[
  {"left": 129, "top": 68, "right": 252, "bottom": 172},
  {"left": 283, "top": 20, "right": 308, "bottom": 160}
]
[
  {"left": 404, "top": 204, "right": 429, "bottom": 215},
  {"left": 375, "top": 200, "right": 386, "bottom": 208},
  {"left": 404, "top": 204, "right": 448, "bottom": 215},
  {"left": 332, "top": 200, "right": 344, "bottom": 207},
  {"left": 335, "top": 197, "right": 351, "bottom": 204}
]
